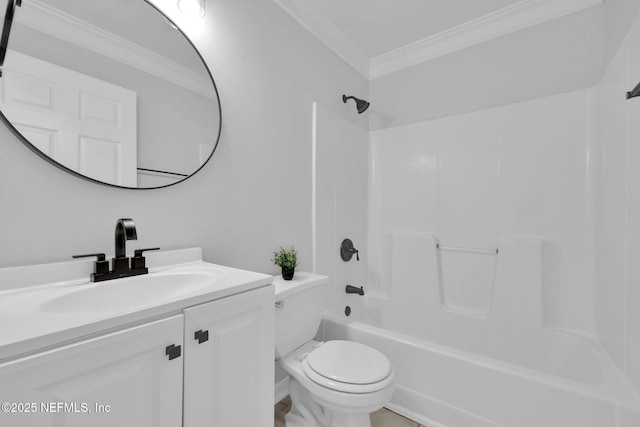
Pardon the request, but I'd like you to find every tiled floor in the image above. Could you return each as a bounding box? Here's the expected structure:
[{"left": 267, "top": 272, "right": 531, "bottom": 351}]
[{"left": 275, "top": 396, "right": 428, "bottom": 427}]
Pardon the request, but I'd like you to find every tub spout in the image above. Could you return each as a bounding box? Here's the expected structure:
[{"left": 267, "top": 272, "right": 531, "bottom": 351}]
[{"left": 346, "top": 285, "right": 364, "bottom": 295}]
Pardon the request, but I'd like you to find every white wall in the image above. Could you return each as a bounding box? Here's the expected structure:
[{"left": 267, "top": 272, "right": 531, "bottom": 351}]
[
  {"left": 596, "top": 9, "right": 640, "bottom": 393},
  {"left": 604, "top": 0, "right": 640, "bottom": 67},
  {"left": 368, "top": 6, "right": 604, "bottom": 131},
  {"left": 0, "top": 0, "right": 367, "bottom": 274},
  {"left": 369, "top": 0, "right": 640, "bottom": 133}
]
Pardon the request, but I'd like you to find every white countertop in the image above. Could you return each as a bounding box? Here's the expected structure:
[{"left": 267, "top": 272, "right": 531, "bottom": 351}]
[{"left": 0, "top": 248, "right": 273, "bottom": 362}]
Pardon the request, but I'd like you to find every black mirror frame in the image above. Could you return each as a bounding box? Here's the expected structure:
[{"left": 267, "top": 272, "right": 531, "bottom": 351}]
[{"left": 0, "top": 0, "right": 222, "bottom": 190}]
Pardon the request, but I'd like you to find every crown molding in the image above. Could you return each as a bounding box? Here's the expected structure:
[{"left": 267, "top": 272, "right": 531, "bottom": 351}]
[
  {"left": 15, "top": 0, "right": 216, "bottom": 99},
  {"left": 273, "top": 0, "right": 602, "bottom": 81},
  {"left": 273, "top": 0, "right": 371, "bottom": 78},
  {"left": 369, "top": 0, "right": 603, "bottom": 79}
]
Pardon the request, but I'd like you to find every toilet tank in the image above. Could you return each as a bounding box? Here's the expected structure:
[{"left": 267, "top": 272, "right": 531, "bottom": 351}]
[{"left": 274, "top": 272, "right": 330, "bottom": 359}]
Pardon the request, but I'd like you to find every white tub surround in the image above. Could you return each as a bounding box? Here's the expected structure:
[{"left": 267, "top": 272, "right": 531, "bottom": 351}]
[
  {"left": 368, "top": 88, "right": 596, "bottom": 335},
  {"left": 0, "top": 248, "right": 274, "bottom": 427}
]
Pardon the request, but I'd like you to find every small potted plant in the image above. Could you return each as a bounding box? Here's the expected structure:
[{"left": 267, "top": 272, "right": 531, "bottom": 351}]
[{"left": 273, "top": 247, "right": 297, "bottom": 280}]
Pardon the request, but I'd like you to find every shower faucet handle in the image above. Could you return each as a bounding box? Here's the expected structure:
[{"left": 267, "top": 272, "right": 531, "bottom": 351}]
[{"left": 340, "top": 238, "right": 360, "bottom": 262}]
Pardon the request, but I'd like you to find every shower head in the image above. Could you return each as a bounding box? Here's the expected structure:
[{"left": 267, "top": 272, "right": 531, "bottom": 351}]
[{"left": 342, "top": 94, "right": 370, "bottom": 114}]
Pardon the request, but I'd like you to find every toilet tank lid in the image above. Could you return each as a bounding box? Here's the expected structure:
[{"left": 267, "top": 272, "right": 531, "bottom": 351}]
[{"left": 273, "top": 272, "right": 329, "bottom": 300}]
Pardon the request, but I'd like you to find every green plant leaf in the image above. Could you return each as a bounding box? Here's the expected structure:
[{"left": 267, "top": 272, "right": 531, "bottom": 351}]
[{"left": 272, "top": 246, "right": 298, "bottom": 268}]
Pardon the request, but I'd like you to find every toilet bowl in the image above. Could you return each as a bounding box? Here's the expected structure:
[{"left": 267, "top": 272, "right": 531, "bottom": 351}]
[
  {"left": 274, "top": 273, "right": 395, "bottom": 427},
  {"left": 281, "top": 340, "right": 395, "bottom": 426}
]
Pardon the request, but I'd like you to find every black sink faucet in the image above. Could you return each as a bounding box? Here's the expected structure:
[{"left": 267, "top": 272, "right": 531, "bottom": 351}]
[
  {"left": 73, "top": 218, "right": 159, "bottom": 282},
  {"left": 115, "top": 218, "right": 137, "bottom": 258},
  {"left": 112, "top": 218, "right": 137, "bottom": 274}
]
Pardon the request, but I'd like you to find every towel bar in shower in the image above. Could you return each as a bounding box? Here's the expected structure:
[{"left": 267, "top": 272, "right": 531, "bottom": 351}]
[{"left": 436, "top": 243, "right": 498, "bottom": 255}]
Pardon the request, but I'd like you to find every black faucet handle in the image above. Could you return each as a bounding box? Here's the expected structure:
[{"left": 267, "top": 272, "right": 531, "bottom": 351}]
[
  {"left": 132, "top": 247, "right": 160, "bottom": 270},
  {"left": 73, "top": 253, "right": 109, "bottom": 275},
  {"left": 73, "top": 253, "right": 106, "bottom": 261},
  {"left": 340, "top": 239, "right": 360, "bottom": 262},
  {"left": 133, "top": 247, "right": 160, "bottom": 258}
]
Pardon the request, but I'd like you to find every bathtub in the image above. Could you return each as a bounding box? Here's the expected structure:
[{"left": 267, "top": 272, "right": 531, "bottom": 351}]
[
  {"left": 318, "top": 309, "right": 640, "bottom": 427},
  {"left": 311, "top": 234, "right": 640, "bottom": 426}
]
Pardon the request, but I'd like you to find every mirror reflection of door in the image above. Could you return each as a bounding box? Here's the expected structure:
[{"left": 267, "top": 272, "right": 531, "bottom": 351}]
[
  {"left": 0, "top": 0, "right": 221, "bottom": 189},
  {"left": 0, "top": 51, "right": 137, "bottom": 186}
]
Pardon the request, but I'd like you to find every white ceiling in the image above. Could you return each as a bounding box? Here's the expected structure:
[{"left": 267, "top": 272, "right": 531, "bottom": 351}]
[
  {"left": 274, "top": 0, "right": 603, "bottom": 79},
  {"left": 309, "top": 0, "right": 520, "bottom": 59}
]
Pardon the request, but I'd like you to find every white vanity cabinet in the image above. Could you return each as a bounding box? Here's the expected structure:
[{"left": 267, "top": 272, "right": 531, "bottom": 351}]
[
  {"left": 183, "top": 286, "right": 274, "bottom": 427},
  {"left": 0, "top": 315, "right": 185, "bottom": 427},
  {"left": 0, "top": 285, "right": 274, "bottom": 427}
]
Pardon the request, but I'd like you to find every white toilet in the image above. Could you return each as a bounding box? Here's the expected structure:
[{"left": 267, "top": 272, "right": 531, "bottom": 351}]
[{"left": 274, "top": 272, "right": 394, "bottom": 427}]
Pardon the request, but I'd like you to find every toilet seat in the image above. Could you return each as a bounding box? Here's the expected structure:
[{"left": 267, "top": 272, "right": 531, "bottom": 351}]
[{"left": 301, "top": 340, "right": 393, "bottom": 393}]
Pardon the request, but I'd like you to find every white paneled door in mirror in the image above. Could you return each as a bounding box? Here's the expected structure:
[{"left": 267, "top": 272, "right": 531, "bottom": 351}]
[{"left": 1, "top": 51, "right": 137, "bottom": 186}]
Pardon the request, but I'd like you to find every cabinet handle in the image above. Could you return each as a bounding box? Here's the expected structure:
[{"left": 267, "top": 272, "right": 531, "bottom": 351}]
[
  {"left": 194, "top": 329, "right": 209, "bottom": 344},
  {"left": 165, "top": 344, "right": 182, "bottom": 360}
]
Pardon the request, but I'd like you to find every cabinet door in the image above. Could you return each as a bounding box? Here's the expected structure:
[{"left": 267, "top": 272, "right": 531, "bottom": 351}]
[
  {"left": 184, "top": 286, "right": 274, "bottom": 427},
  {"left": 0, "top": 315, "right": 184, "bottom": 427}
]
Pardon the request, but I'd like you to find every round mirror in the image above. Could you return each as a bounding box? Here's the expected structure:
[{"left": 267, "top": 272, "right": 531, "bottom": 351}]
[{"left": 0, "top": 0, "right": 221, "bottom": 189}]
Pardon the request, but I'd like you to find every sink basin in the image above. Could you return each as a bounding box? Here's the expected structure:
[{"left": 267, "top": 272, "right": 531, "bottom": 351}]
[{"left": 40, "top": 273, "right": 214, "bottom": 313}]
